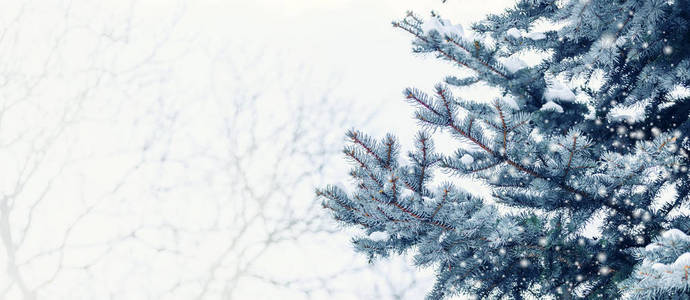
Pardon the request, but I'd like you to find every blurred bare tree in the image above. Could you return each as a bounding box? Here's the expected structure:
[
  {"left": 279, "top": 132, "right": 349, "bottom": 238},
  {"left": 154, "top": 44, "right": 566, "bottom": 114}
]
[{"left": 0, "top": 1, "right": 431, "bottom": 299}]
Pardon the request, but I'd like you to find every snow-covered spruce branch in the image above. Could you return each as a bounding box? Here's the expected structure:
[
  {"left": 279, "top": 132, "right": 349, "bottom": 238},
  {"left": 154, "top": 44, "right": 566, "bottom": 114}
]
[{"left": 320, "top": 0, "right": 690, "bottom": 298}]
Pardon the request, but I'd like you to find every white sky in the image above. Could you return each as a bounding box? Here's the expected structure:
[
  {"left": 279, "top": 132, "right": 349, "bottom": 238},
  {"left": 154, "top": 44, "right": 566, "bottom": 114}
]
[{"left": 202, "top": 0, "right": 516, "bottom": 139}]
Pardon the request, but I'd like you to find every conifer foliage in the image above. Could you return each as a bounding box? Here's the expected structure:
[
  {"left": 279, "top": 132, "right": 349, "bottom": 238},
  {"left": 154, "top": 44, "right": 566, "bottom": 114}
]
[{"left": 318, "top": 1, "right": 690, "bottom": 298}]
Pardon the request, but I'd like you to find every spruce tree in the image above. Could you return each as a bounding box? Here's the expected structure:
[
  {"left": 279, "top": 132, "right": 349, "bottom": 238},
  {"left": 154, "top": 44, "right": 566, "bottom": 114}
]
[{"left": 318, "top": 1, "right": 690, "bottom": 298}]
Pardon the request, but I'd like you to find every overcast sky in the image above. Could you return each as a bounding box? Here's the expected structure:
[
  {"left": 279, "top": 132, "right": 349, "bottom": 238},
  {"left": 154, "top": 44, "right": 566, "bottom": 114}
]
[{"left": 214, "top": 0, "right": 515, "bottom": 138}]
